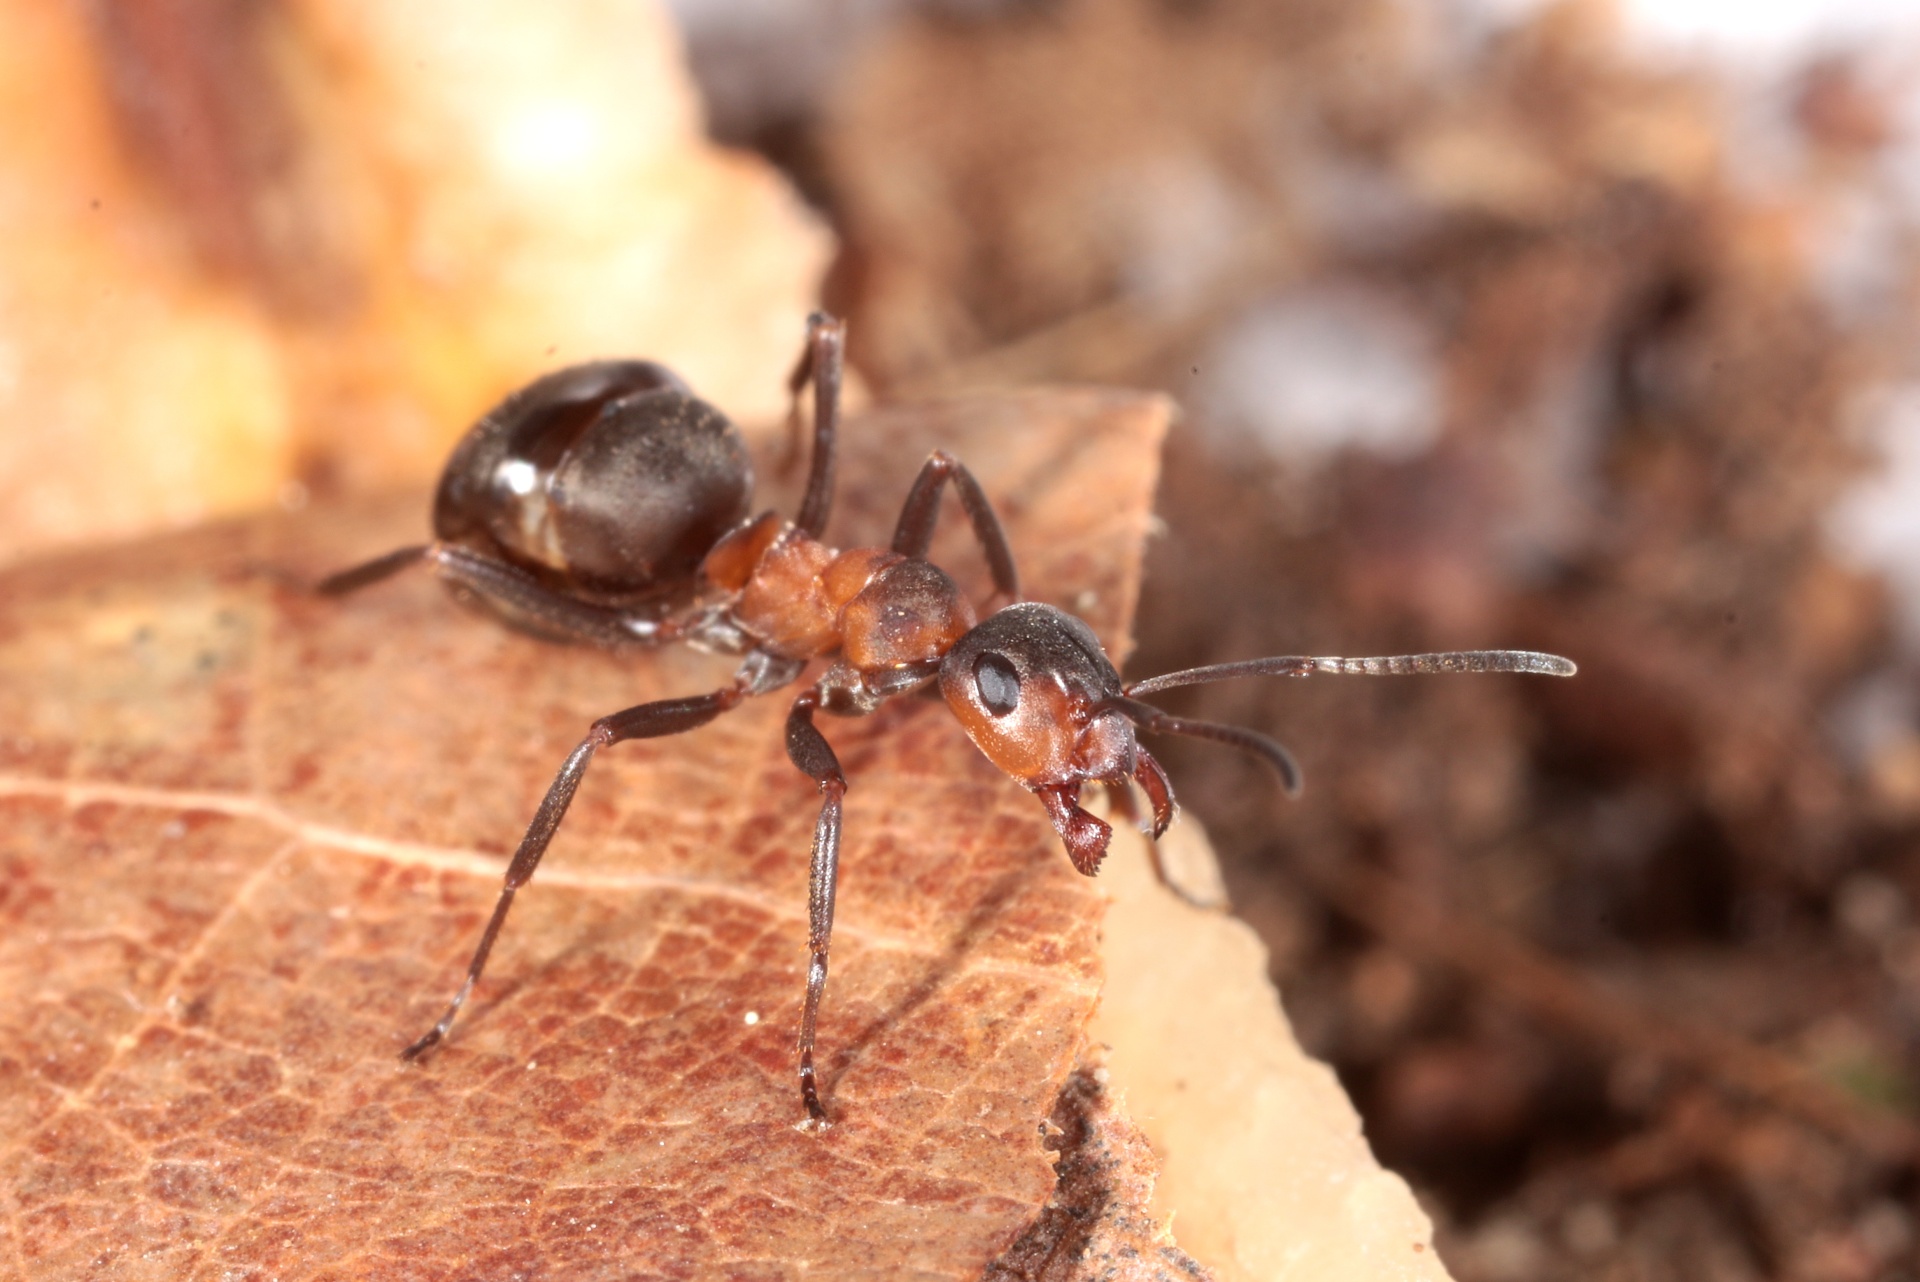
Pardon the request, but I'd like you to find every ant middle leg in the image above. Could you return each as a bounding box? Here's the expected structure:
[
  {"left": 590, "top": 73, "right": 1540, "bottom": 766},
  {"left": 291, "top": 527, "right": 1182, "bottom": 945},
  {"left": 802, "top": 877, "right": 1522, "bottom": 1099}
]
[
  {"left": 785, "top": 312, "right": 846, "bottom": 540},
  {"left": 784, "top": 687, "right": 847, "bottom": 1128},
  {"left": 400, "top": 681, "right": 753, "bottom": 1061},
  {"left": 890, "top": 451, "right": 1021, "bottom": 601}
]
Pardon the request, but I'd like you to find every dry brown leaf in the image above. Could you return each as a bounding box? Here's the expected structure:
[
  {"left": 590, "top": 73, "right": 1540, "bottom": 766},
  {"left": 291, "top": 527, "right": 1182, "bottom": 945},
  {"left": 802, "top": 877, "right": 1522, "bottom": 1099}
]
[{"left": 0, "top": 390, "right": 1168, "bottom": 1280}]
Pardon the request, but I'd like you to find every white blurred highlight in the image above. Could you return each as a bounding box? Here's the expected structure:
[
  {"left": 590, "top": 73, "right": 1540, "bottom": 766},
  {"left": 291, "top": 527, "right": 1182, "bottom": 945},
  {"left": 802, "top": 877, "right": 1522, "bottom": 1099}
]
[
  {"left": 1831, "top": 385, "right": 1920, "bottom": 645},
  {"left": 1198, "top": 286, "right": 1442, "bottom": 463}
]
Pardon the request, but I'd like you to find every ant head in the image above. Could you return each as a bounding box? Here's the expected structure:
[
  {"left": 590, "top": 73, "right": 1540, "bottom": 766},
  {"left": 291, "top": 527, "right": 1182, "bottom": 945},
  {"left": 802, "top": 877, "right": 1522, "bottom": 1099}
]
[
  {"left": 938, "top": 604, "right": 1575, "bottom": 881},
  {"left": 939, "top": 602, "right": 1145, "bottom": 874},
  {"left": 939, "top": 602, "right": 1137, "bottom": 790}
]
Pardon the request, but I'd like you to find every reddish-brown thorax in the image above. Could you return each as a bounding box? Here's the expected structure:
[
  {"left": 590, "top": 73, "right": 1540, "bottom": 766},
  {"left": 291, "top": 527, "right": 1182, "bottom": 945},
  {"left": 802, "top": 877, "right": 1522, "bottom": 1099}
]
[{"left": 702, "top": 512, "right": 976, "bottom": 671}]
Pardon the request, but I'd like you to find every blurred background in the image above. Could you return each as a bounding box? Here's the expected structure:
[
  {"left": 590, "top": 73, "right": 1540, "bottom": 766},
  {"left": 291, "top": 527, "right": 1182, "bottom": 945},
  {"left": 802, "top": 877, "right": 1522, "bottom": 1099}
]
[{"left": 5, "top": 1, "right": 1920, "bottom": 1278}]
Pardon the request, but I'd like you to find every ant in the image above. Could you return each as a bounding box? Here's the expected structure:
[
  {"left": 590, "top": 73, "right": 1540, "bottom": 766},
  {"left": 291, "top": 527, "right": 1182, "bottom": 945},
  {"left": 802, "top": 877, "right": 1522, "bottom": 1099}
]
[{"left": 321, "top": 312, "right": 1576, "bottom": 1128}]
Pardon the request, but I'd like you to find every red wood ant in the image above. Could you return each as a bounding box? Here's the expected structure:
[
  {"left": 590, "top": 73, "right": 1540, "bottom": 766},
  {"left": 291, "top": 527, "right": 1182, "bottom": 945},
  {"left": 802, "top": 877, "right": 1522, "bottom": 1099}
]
[{"left": 322, "top": 312, "right": 1576, "bottom": 1128}]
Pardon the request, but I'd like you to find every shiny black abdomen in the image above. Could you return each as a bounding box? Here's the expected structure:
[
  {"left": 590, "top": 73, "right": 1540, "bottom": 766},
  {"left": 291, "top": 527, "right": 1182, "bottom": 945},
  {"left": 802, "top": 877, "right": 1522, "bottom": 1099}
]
[{"left": 432, "top": 361, "right": 753, "bottom": 604}]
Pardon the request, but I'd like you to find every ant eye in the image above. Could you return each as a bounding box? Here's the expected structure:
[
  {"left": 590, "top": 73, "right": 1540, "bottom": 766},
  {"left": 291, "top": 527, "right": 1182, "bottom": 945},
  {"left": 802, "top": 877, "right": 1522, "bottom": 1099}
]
[{"left": 974, "top": 652, "right": 1021, "bottom": 716}]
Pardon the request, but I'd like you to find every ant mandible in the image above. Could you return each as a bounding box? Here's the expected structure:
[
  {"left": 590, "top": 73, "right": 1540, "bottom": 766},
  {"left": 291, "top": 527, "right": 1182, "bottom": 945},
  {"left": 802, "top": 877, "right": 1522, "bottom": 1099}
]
[{"left": 321, "top": 312, "right": 1576, "bottom": 1129}]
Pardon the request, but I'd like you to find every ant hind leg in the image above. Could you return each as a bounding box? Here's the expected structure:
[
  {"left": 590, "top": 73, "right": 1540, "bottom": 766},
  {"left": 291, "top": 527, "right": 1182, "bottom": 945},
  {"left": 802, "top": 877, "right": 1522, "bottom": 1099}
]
[
  {"left": 400, "top": 681, "right": 753, "bottom": 1061},
  {"left": 423, "top": 544, "right": 698, "bottom": 648},
  {"left": 315, "top": 545, "right": 431, "bottom": 596},
  {"left": 787, "top": 313, "right": 845, "bottom": 540},
  {"left": 321, "top": 543, "right": 695, "bottom": 648}
]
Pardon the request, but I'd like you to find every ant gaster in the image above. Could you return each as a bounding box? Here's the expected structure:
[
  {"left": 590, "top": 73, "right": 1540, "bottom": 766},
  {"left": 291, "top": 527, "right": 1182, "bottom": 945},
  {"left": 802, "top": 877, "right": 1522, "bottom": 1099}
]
[{"left": 322, "top": 313, "right": 1576, "bottom": 1129}]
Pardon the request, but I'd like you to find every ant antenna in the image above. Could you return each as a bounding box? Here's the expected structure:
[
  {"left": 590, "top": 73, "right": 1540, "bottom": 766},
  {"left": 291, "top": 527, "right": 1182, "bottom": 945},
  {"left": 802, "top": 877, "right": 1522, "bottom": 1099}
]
[
  {"left": 1114, "top": 649, "right": 1574, "bottom": 795},
  {"left": 1103, "top": 695, "right": 1303, "bottom": 795},
  {"left": 1125, "top": 649, "right": 1575, "bottom": 697}
]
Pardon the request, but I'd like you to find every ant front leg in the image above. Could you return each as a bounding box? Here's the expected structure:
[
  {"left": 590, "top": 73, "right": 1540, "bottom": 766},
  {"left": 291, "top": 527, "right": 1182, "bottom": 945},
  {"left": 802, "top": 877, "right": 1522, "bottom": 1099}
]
[
  {"left": 784, "top": 687, "right": 848, "bottom": 1128},
  {"left": 401, "top": 681, "right": 754, "bottom": 1060},
  {"left": 786, "top": 312, "right": 846, "bottom": 539},
  {"left": 891, "top": 451, "right": 1021, "bottom": 601}
]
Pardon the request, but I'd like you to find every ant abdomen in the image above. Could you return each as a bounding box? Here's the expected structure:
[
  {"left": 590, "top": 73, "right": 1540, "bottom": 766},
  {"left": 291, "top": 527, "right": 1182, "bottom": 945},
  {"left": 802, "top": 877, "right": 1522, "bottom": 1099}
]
[{"left": 432, "top": 359, "right": 754, "bottom": 603}]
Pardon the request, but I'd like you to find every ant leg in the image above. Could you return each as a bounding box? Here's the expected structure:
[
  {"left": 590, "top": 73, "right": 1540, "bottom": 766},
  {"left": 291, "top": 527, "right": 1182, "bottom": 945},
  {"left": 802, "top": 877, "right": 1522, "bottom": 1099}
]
[
  {"left": 318, "top": 541, "right": 669, "bottom": 647},
  {"left": 316, "top": 545, "right": 431, "bottom": 596},
  {"left": 424, "top": 544, "right": 690, "bottom": 648},
  {"left": 784, "top": 688, "right": 847, "bottom": 1127},
  {"left": 1132, "top": 747, "right": 1176, "bottom": 837},
  {"left": 401, "top": 682, "right": 750, "bottom": 1060},
  {"left": 788, "top": 312, "right": 845, "bottom": 540},
  {"left": 1133, "top": 753, "right": 1220, "bottom": 909},
  {"left": 890, "top": 451, "right": 1021, "bottom": 601}
]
